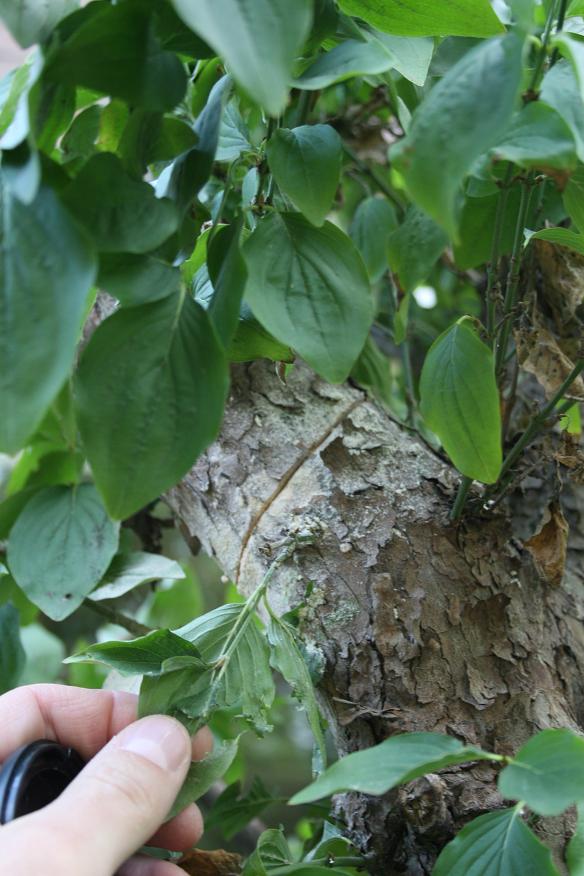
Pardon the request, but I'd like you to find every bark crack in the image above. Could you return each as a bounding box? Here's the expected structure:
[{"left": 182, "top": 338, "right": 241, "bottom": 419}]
[{"left": 235, "top": 396, "right": 366, "bottom": 583}]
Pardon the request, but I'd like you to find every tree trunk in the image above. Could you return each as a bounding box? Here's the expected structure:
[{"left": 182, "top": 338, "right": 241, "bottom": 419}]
[{"left": 167, "top": 360, "right": 584, "bottom": 875}]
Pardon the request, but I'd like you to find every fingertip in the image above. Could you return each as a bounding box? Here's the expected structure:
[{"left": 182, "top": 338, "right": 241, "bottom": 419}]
[
  {"left": 191, "top": 726, "right": 214, "bottom": 762},
  {"left": 149, "top": 803, "right": 204, "bottom": 851},
  {"left": 118, "top": 855, "right": 185, "bottom": 876}
]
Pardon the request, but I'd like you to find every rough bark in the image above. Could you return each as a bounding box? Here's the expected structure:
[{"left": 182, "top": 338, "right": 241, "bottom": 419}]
[{"left": 167, "top": 360, "right": 584, "bottom": 875}]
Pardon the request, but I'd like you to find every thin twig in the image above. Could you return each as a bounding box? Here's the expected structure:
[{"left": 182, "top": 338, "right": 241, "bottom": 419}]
[{"left": 83, "top": 598, "right": 153, "bottom": 637}]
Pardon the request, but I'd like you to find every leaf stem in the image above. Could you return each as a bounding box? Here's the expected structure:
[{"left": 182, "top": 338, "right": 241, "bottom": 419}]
[
  {"left": 83, "top": 598, "right": 153, "bottom": 638},
  {"left": 528, "top": 0, "right": 561, "bottom": 93},
  {"left": 486, "top": 165, "right": 514, "bottom": 341},
  {"left": 494, "top": 180, "right": 531, "bottom": 377},
  {"left": 494, "top": 359, "right": 584, "bottom": 487},
  {"left": 450, "top": 476, "right": 473, "bottom": 522},
  {"left": 268, "top": 857, "right": 367, "bottom": 875},
  {"left": 342, "top": 143, "right": 404, "bottom": 211}
]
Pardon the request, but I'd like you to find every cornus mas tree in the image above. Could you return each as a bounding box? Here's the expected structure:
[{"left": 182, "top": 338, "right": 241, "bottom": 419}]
[{"left": 2, "top": 0, "right": 584, "bottom": 873}]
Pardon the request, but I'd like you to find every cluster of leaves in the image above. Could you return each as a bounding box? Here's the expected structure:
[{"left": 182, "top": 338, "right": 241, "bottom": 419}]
[{"left": 1, "top": 0, "right": 584, "bottom": 873}]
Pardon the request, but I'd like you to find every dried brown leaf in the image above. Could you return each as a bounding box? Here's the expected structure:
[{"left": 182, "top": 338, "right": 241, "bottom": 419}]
[
  {"left": 179, "top": 848, "right": 243, "bottom": 876},
  {"left": 525, "top": 501, "right": 569, "bottom": 588},
  {"left": 515, "top": 326, "right": 584, "bottom": 401}
]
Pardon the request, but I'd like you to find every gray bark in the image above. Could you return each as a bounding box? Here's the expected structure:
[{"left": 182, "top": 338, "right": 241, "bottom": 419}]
[{"left": 167, "top": 360, "right": 584, "bottom": 875}]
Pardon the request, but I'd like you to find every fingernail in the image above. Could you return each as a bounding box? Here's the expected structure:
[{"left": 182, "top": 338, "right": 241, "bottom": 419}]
[{"left": 117, "top": 716, "right": 190, "bottom": 772}]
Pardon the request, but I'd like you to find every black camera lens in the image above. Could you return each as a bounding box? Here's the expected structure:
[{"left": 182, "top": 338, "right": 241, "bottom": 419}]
[{"left": 0, "top": 740, "right": 85, "bottom": 824}]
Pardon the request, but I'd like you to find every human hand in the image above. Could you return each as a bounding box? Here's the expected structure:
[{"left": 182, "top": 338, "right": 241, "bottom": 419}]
[{"left": 0, "top": 684, "right": 212, "bottom": 875}]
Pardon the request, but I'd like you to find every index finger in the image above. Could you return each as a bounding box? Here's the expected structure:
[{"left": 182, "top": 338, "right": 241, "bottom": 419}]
[{"left": 0, "top": 684, "right": 213, "bottom": 763}]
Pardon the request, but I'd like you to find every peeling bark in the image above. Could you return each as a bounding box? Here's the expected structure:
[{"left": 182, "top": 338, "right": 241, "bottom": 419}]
[{"left": 167, "top": 360, "right": 584, "bottom": 874}]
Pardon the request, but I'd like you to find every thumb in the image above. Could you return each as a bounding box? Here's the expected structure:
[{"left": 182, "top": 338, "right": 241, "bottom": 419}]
[{"left": 48, "top": 715, "right": 191, "bottom": 874}]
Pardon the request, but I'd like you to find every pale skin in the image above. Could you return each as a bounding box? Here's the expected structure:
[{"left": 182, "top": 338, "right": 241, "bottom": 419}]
[{"left": 0, "top": 684, "right": 212, "bottom": 875}]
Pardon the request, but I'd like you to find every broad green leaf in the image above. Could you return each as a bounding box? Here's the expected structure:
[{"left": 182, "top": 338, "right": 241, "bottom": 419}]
[
  {"left": 171, "top": 0, "right": 312, "bottom": 116},
  {"left": 0, "top": 603, "right": 25, "bottom": 694},
  {"left": 387, "top": 206, "right": 448, "bottom": 291},
  {"left": 490, "top": 103, "right": 577, "bottom": 170},
  {"left": 372, "top": 34, "right": 434, "bottom": 86},
  {"left": 0, "top": 572, "right": 38, "bottom": 626},
  {"left": 167, "top": 737, "right": 239, "bottom": 820},
  {"left": 294, "top": 39, "right": 397, "bottom": 91},
  {"left": 120, "top": 112, "right": 198, "bottom": 179},
  {"left": 1, "top": 140, "right": 41, "bottom": 205},
  {"left": 31, "top": 80, "right": 76, "bottom": 153},
  {"left": 243, "top": 213, "right": 373, "bottom": 383},
  {"left": 540, "top": 62, "right": 584, "bottom": 162},
  {"left": 0, "top": 178, "right": 96, "bottom": 453},
  {"left": 337, "top": 0, "right": 504, "bottom": 37},
  {"left": 76, "top": 291, "right": 229, "bottom": 520},
  {"left": 567, "top": 804, "right": 584, "bottom": 876},
  {"left": 61, "top": 104, "right": 100, "bottom": 163},
  {"left": 7, "top": 484, "right": 119, "bottom": 621},
  {"left": 266, "top": 125, "right": 342, "bottom": 227},
  {"left": 419, "top": 321, "right": 502, "bottom": 483},
  {"left": 155, "top": 75, "right": 231, "bottom": 214},
  {"left": 350, "top": 337, "right": 393, "bottom": 408},
  {"left": 90, "top": 552, "right": 185, "bottom": 602},
  {"left": 350, "top": 196, "right": 397, "bottom": 281},
  {"left": 554, "top": 34, "right": 584, "bottom": 105},
  {"left": 454, "top": 187, "right": 535, "bottom": 270},
  {"left": 62, "top": 153, "right": 179, "bottom": 254},
  {"left": 19, "top": 624, "right": 65, "bottom": 685},
  {"left": 229, "top": 307, "right": 294, "bottom": 364},
  {"left": 176, "top": 604, "right": 276, "bottom": 733},
  {"left": 216, "top": 101, "right": 252, "bottom": 162},
  {"left": 392, "top": 33, "right": 524, "bottom": 238},
  {"left": 267, "top": 615, "right": 327, "bottom": 768},
  {"left": 530, "top": 227, "right": 584, "bottom": 256},
  {"left": 243, "top": 829, "right": 292, "bottom": 876},
  {"left": 291, "top": 733, "right": 492, "bottom": 804},
  {"left": 207, "top": 218, "right": 248, "bottom": 349},
  {"left": 45, "top": 1, "right": 186, "bottom": 111},
  {"left": 97, "top": 254, "right": 180, "bottom": 308},
  {"left": 0, "top": 0, "right": 77, "bottom": 47},
  {"left": 432, "top": 807, "right": 559, "bottom": 876},
  {"left": 206, "top": 777, "right": 274, "bottom": 840},
  {"left": 498, "top": 729, "right": 584, "bottom": 816},
  {"left": 0, "top": 52, "right": 42, "bottom": 149},
  {"left": 564, "top": 164, "right": 584, "bottom": 234},
  {"left": 66, "top": 629, "right": 205, "bottom": 675}
]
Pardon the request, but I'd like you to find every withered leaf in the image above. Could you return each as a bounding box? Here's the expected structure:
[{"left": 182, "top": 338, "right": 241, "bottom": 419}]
[
  {"left": 556, "top": 432, "right": 584, "bottom": 484},
  {"left": 179, "top": 848, "right": 243, "bottom": 876},
  {"left": 515, "top": 326, "right": 584, "bottom": 402},
  {"left": 525, "top": 501, "right": 569, "bottom": 588}
]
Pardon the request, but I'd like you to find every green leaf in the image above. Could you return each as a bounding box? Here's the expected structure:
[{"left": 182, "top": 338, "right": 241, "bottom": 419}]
[
  {"left": 75, "top": 291, "right": 229, "bottom": 520},
  {"left": 498, "top": 729, "right": 584, "bottom": 817},
  {"left": 45, "top": 1, "right": 186, "bottom": 111},
  {"left": 337, "top": 0, "right": 504, "bottom": 37},
  {"left": 7, "top": 484, "right": 119, "bottom": 621},
  {"left": 119, "top": 111, "right": 198, "bottom": 179},
  {"left": 554, "top": 34, "right": 584, "bottom": 106},
  {"left": 243, "top": 829, "right": 292, "bottom": 876},
  {"left": 229, "top": 306, "right": 294, "bottom": 364},
  {"left": 350, "top": 196, "right": 397, "bottom": 281},
  {"left": 372, "top": 34, "right": 434, "bottom": 87},
  {"left": 392, "top": 33, "right": 524, "bottom": 238},
  {"left": 490, "top": 103, "right": 577, "bottom": 170},
  {"left": 62, "top": 153, "right": 179, "bottom": 254},
  {"left": 267, "top": 615, "right": 327, "bottom": 768},
  {"left": 567, "top": 804, "right": 584, "bottom": 876},
  {"left": 167, "top": 737, "right": 239, "bottom": 820},
  {"left": 155, "top": 75, "right": 231, "bottom": 214},
  {"left": 0, "top": 178, "right": 96, "bottom": 453},
  {"left": 419, "top": 320, "right": 502, "bottom": 483},
  {"left": 432, "top": 807, "right": 559, "bottom": 876},
  {"left": 176, "top": 603, "right": 276, "bottom": 733},
  {"left": 0, "top": 0, "right": 78, "bottom": 47},
  {"left": 294, "top": 39, "right": 397, "bottom": 91},
  {"left": 243, "top": 213, "right": 373, "bottom": 383},
  {"left": 217, "top": 101, "right": 252, "bottom": 162},
  {"left": 170, "top": 0, "right": 312, "bottom": 116},
  {"left": 206, "top": 777, "right": 274, "bottom": 840},
  {"left": 207, "top": 218, "right": 248, "bottom": 349},
  {"left": 529, "top": 227, "right": 584, "bottom": 256},
  {"left": 454, "top": 187, "right": 533, "bottom": 270},
  {"left": 564, "top": 164, "right": 584, "bottom": 234},
  {"left": 350, "top": 336, "right": 393, "bottom": 408},
  {"left": 97, "top": 254, "right": 180, "bottom": 308},
  {"left": 0, "top": 603, "right": 25, "bottom": 694},
  {"left": 540, "top": 61, "right": 584, "bottom": 162},
  {"left": 66, "top": 629, "right": 205, "bottom": 675},
  {"left": 291, "top": 732, "right": 492, "bottom": 804},
  {"left": 267, "top": 126, "right": 342, "bottom": 227},
  {"left": 0, "top": 53, "right": 42, "bottom": 149},
  {"left": 387, "top": 206, "right": 448, "bottom": 292},
  {"left": 90, "top": 552, "right": 186, "bottom": 602}
]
